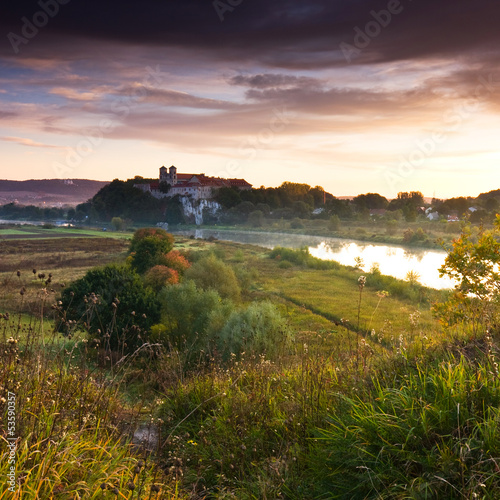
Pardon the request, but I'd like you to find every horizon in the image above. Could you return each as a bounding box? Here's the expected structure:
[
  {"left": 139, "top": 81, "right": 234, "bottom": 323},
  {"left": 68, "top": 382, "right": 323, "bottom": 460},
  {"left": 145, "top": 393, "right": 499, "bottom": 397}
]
[
  {"left": 2, "top": 175, "right": 498, "bottom": 203},
  {"left": 1, "top": 1, "right": 500, "bottom": 198}
]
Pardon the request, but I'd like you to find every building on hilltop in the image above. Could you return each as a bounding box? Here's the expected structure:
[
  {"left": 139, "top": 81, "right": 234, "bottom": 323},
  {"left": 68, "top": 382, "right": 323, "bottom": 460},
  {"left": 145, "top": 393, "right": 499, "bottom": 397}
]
[{"left": 135, "top": 165, "right": 252, "bottom": 200}]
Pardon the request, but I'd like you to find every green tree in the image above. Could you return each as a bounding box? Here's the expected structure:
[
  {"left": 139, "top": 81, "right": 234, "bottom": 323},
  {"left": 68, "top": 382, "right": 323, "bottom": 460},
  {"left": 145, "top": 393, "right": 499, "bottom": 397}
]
[
  {"left": 58, "top": 264, "right": 160, "bottom": 352},
  {"left": 128, "top": 228, "right": 175, "bottom": 274},
  {"left": 215, "top": 302, "right": 290, "bottom": 360},
  {"left": 152, "top": 281, "right": 232, "bottom": 355},
  {"left": 111, "top": 216, "right": 125, "bottom": 231},
  {"left": 436, "top": 217, "right": 500, "bottom": 336},
  {"left": 248, "top": 210, "right": 264, "bottom": 227},
  {"left": 185, "top": 253, "right": 241, "bottom": 300},
  {"left": 329, "top": 215, "right": 341, "bottom": 231}
]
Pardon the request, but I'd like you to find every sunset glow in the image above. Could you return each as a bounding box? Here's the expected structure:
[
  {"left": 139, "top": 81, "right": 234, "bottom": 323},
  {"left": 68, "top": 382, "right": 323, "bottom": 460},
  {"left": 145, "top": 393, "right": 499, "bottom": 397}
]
[{"left": 1, "top": 0, "right": 499, "bottom": 197}]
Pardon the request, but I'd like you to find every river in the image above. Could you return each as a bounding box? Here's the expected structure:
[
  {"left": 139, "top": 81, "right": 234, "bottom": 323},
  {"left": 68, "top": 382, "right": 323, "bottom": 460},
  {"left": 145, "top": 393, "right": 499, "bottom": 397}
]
[{"left": 175, "top": 229, "right": 454, "bottom": 290}]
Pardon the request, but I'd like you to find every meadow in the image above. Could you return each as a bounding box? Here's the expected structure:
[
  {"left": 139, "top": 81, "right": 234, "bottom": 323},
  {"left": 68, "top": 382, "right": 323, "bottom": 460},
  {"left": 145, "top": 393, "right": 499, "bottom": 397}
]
[{"left": 1, "top": 227, "right": 499, "bottom": 499}]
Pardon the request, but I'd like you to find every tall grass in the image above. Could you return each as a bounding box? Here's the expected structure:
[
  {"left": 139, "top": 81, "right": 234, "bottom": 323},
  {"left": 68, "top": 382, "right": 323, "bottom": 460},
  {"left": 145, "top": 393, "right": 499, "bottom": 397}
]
[{"left": 0, "top": 295, "right": 177, "bottom": 498}]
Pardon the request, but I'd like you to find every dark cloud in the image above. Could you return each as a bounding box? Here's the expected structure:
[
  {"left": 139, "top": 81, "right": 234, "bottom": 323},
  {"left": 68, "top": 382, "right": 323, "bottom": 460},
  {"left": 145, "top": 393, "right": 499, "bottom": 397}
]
[
  {"left": 229, "top": 73, "right": 321, "bottom": 89},
  {"left": 0, "top": 110, "right": 17, "bottom": 119},
  {"left": 2, "top": 0, "right": 500, "bottom": 68}
]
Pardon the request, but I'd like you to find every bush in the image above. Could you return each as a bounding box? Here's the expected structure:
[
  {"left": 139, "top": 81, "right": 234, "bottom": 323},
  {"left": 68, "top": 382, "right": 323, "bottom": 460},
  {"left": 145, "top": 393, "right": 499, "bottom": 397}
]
[
  {"left": 184, "top": 254, "right": 240, "bottom": 300},
  {"left": 290, "top": 218, "right": 304, "bottom": 229},
  {"left": 128, "top": 228, "right": 174, "bottom": 273},
  {"left": 58, "top": 264, "right": 160, "bottom": 352},
  {"left": 269, "top": 247, "right": 339, "bottom": 270},
  {"left": 215, "top": 302, "right": 290, "bottom": 361},
  {"left": 248, "top": 210, "right": 264, "bottom": 227},
  {"left": 328, "top": 215, "right": 341, "bottom": 231},
  {"left": 158, "top": 250, "right": 191, "bottom": 275},
  {"left": 152, "top": 281, "right": 233, "bottom": 359},
  {"left": 143, "top": 265, "right": 179, "bottom": 291}
]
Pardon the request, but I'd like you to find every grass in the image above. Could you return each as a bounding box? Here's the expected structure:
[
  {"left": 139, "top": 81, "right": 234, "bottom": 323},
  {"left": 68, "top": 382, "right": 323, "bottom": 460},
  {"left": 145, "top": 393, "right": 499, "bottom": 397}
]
[
  {"left": 0, "top": 224, "right": 133, "bottom": 240},
  {"left": 1, "top": 231, "right": 499, "bottom": 498}
]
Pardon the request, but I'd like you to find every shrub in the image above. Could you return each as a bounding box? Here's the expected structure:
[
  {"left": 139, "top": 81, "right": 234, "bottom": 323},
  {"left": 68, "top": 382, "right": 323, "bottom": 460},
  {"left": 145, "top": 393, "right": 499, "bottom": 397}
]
[
  {"left": 144, "top": 265, "right": 179, "bottom": 291},
  {"left": 403, "top": 228, "right": 414, "bottom": 243},
  {"left": 58, "top": 264, "right": 160, "bottom": 352},
  {"left": 215, "top": 302, "right": 290, "bottom": 360},
  {"left": 290, "top": 218, "right": 304, "bottom": 229},
  {"left": 152, "top": 281, "right": 233, "bottom": 359},
  {"left": 385, "top": 219, "right": 398, "bottom": 235},
  {"left": 248, "top": 210, "right": 264, "bottom": 227},
  {"left": 184, "top": 254, "right": 240, "bottom": 300},
  {"left": 128, "top": 228, "right": 174, "bottom": 273},
  {"left": 328, "top": 215, "right": 341, "bottom": 231},
  {"left": 158, "top": 250, "right": 191, "bottom": 274},
  {"left": 269, "top": 246, "right": 339, "bottom": 270}
]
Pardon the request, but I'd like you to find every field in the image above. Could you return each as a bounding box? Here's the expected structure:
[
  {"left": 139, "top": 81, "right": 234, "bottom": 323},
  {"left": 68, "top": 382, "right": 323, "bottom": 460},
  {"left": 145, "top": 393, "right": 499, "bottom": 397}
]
[
  {"left": 0, "top": 224, "right": 132, "bottom": 240},
  {"left": 1, "top": 230, "right": 499, "bottom": 499}
]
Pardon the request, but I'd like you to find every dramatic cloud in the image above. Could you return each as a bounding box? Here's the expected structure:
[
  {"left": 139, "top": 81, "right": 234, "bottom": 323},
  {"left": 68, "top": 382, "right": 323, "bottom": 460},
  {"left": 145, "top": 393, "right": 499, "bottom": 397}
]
[{"left": 1, "top": 0, "right": 499, "bottom": 197}]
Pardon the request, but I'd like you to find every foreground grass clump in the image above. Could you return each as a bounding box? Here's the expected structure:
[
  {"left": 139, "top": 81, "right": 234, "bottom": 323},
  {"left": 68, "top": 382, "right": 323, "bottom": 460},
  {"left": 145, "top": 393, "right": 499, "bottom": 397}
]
[
  {"left": 307, "top": 351, "right": 500, "bottom": 499},
  {"left": 157, "top": 351, "right": 340, "bottom": 499},
  {"left": 0, "top": 313, "right": 177, "bottom": 498}
]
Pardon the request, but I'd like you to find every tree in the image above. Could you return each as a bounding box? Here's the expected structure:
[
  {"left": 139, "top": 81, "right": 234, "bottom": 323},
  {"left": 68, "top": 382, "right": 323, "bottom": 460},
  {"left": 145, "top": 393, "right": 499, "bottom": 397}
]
[
  {"left": 248, "top": 210, "right": 264, "bottom": 227},
  {"left": 129, "top": 228, "right": 175, "bottom": 274},
  {"left": 435, "top": 217, "right": 500, "bottom": 336},
  {"left": 144, "top": 265, "right": 179, "bottom": 292},
  {"left": 152, "top": 280, "right": 231, "bottom": 355},
  {"left": 184, "top": 254, "right": 241, "bottom": 300},
  {"left": 58, "top": 264, "right": 160, "bottom": 352},
  {"left": 353, "top": 193, "right": 389, "bottom": 210},
  {"left": 111, "top": 216, "right": 125, "bottom": 231}
]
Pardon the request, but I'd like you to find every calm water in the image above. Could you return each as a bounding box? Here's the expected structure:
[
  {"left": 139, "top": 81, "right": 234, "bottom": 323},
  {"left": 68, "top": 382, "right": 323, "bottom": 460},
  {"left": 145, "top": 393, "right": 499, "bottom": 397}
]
[{"left": 175, "top": 229, "right": 454, "bottom": 290}]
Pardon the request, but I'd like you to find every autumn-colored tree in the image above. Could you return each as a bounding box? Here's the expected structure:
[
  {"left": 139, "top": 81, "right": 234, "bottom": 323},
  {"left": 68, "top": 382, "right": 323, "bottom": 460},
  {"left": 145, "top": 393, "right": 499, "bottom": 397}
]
[
  {"left": 128, "top": 228, "right": 174, "bottom": 274},
  {"left": 144, "top": 265, "right": 179, "bottom": 292},
  {"left": 158, "top": 250, "right": 191, "bottom": 274}
]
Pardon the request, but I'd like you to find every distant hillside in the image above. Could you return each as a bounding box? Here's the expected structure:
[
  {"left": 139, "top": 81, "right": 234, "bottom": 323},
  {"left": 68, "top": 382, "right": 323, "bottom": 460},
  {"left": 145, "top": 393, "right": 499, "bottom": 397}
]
[{"left": 0, "top": 179, "right": 109, "bottom": 206}]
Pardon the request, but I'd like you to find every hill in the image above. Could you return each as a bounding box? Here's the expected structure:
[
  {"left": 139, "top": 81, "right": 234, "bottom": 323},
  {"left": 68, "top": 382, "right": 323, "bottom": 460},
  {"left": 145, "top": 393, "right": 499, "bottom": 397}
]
[{"left": 0, "top": 179, "right": 109, "bottom": 206}]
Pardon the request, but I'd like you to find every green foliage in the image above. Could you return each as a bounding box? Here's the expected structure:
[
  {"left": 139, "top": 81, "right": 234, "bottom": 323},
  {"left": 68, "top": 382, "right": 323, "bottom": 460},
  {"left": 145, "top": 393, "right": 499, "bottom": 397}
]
[
  {"left": 270, "top": 246, "right": 339, "bottom": 270},
  {"left": 128, "top": 227, "right": 175, "bottom": 274},
  {"left": 436, "top": 218, "right": 500, "bottom": 334},
  {"left": 308, "top": 357, "right": 500, "bottom": 499},
  {"left": 153, "top": 281, "right": 231, "bottom": 355},
  {"left": 184, "top": 253, "right": 241, "bottom": 300},
  {"left": 86, "top": 179, "right": 164, "bottom": 223},
  {"left": 59, "top": 264, "right": 160, "bottom": 352},
  {"left": 385, "top": 219, "right": 398, "bottom": 235},
  {"left": 353, "top": 193, "right": 389, "bottom": 210},
  {"left": 290, "top": 217, "right": 304, "bottom": 229},
  {"left": 248, "top": 209, "right": 264, "bottom": 227},
  {"left": 110, "top": 216, "right": 125, "bottom": 231},
  {"left": 328, "top": 214, "right": 341, "bottom": 231},
  {"left": 216, "top": 302, "right": 290, "bottom": 361}
]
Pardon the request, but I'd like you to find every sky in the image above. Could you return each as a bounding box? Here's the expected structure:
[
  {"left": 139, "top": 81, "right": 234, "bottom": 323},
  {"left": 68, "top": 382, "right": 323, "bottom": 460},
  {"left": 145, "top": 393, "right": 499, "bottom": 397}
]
[{"left": 1, "top": 0, "right": 500, "bottom": 198}]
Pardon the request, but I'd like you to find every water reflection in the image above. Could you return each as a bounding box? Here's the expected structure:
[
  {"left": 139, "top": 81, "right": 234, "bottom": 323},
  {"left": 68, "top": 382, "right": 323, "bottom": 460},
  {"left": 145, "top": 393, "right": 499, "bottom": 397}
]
[{"left": 175, "top": 229, "right": 455, "bottom": 290}]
